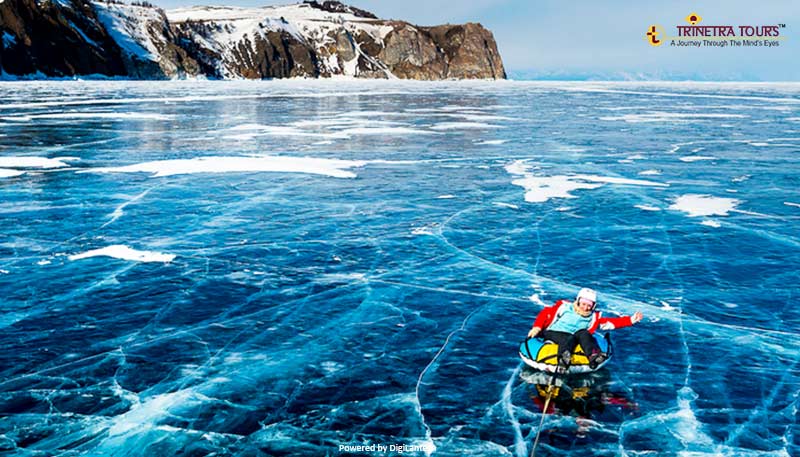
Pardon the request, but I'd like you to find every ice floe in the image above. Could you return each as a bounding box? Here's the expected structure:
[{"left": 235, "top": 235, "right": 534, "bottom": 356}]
[
  {"left": 785, "top": 202, "right": 800, "bottom": 208},
  {"left": 87, "top": 156, "right": 367, "bottom": 178},
  {"left": 69, "top": 245, "right": 176, "bottom": 263},
  {"left": 474, "top": 139, "right": 507, "bottom": 145},
  {"left": 669, "top": 194, "right": 740, "bottom": 217},
  {"left": 635, "top": 204, "right": 661, "bottom": 211}
]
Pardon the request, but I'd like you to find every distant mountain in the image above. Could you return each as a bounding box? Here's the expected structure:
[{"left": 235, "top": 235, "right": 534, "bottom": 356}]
[{"left": 0, "top": 0, "right": 506, "bottom": 80}]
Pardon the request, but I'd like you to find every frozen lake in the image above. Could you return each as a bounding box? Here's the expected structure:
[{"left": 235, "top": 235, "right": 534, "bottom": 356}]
[{"left": 0, "top": 80, "right": 798, "bottom": 456}]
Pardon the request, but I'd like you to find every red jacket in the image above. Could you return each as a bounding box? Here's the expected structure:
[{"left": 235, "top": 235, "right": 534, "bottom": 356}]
[{"left": 533, "top": 300, "right": 634, "bottom": 333}]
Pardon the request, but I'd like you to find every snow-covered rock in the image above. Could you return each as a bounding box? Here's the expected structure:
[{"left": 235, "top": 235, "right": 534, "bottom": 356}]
[
  {"left": 0, "top": 0, "right": 505, "bottom": 80},
  {"left": 92, "top": 1, "right": 200, "bottom": 78}
]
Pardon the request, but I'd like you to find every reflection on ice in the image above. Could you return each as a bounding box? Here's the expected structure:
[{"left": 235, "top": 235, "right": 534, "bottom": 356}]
[{"left": 1, "top": 112, "right": 173, "bottom": 122}]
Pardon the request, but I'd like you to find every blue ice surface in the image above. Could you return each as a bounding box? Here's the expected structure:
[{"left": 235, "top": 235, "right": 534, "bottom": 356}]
[{"left": 0, "top": 80, "right": 798, "bottom": 456}]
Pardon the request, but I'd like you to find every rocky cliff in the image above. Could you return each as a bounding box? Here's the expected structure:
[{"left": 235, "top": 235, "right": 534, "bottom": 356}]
[{"left": 0, "top": 0, "right": 505, "bottom": 80}]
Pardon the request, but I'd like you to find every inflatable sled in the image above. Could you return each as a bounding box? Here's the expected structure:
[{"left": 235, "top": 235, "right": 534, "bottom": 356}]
[{"left": 518, "top": 333, "right": 613, "bottom": 374}]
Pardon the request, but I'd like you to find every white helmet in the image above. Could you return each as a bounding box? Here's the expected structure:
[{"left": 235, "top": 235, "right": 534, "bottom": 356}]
[{"left": 576, "top": 287, "right": 597, "bottom": 303}]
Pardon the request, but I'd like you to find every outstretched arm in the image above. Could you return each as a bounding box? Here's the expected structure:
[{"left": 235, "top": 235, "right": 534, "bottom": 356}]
[{"left": 597, "top": 311, "right": 644, "bottom": 330}]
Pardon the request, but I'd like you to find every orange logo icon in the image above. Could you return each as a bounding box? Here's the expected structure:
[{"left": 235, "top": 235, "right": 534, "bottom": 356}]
[
  {"left": 685, "top": 13, "right": 702, "bottom": 25},
  {"left": 646, "top": 25, "right": 664, "bottom": 46}
]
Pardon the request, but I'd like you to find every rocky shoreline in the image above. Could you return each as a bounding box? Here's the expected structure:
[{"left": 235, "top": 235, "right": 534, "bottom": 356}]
[{"left": 0, "top": 0, "right": 505, "bottom": 80}]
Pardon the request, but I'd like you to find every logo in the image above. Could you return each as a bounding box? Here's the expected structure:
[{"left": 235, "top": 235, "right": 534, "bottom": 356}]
[
  {"left": 685, "top": 13, "right": 702, "bottom": 25},
  {"left": 645, "top": 25, "right": 664, "bottom": 46},
  {"left": 645, "top": 13, "right": 786, "bottom": 48}
]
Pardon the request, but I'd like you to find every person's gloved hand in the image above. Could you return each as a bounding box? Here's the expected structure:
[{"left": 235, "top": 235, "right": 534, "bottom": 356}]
[{"left": 631, "top": 311, "right": 644, "bottom": 324}]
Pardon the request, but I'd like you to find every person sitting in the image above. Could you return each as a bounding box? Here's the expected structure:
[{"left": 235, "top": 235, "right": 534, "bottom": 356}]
[{"left": 527, "top": 287, "right": 643, "bottom": 370}]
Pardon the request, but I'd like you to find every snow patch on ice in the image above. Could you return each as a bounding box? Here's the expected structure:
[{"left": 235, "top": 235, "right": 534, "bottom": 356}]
[
  {"left": 0, "top": 156, "right": 78, "bottom": 169},
  {"left": 87, "top": 156, "right": 366, "bottom": 179},
  {"left": 679, "top": 156, "right": 716, "bottom": 162},
  {"left": 511, "top": 175, "right": 602, "bottom": 203},
  {"left": 504, "top": 161, "right": 532, "bottom": 176},
  {"left": 506, "top": 160, "right": 667, "bottom": 203},
  {"left": 669, "top": 194, "right": 740, "bottom": 217},
  {"left": 639, "top": 169, "right": 661, "bottom": 176},
  {"left": 69, "top": 245, "right": 176, "bottom": 263},
  {"left": 0, "top": 169, "right": 25, "bottom": 178}
]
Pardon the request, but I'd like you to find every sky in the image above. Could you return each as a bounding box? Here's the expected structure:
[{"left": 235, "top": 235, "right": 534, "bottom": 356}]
[{"left": 155, "top": 0, "right": 800, "bottom": 81}]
